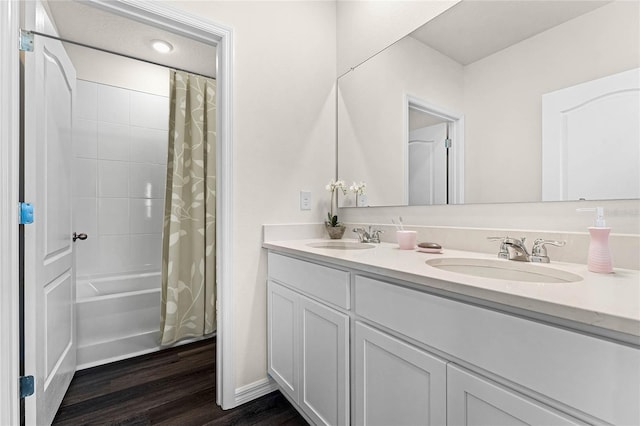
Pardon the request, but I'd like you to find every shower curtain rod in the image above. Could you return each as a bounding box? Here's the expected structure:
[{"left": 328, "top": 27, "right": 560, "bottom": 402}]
[{"left": 24, "top": 29, "right": 216, "bottom": 80}]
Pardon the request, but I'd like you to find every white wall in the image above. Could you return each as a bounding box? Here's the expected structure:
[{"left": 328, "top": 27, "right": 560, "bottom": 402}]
[
  {"left": 166, "top": 1, "right": 337, "bottom": 390},
  {"left": 66, "top": 44, "right": 170, "bottom": 97},
  {"left": 73, "top": 80, "right": 169, "bottom": 278},
  {"left": 463, "top": 1, "right": 640, "bottom": 204}
]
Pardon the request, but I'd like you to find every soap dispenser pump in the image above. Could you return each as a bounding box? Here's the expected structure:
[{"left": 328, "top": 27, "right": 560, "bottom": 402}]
[{"left": 576, "top": 207, "right": 613, "bottom": 273}]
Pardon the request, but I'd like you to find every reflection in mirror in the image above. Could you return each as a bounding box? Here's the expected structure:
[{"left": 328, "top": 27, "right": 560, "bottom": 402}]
[
  {"left": 406, "top": 98, "right": 463, "bottom": 206},
  {"left": 408, "top": 108, "right": 449, "bottom": 206},
  {"left": 337, "top": 0, "right": 640, "bottom": 207}
]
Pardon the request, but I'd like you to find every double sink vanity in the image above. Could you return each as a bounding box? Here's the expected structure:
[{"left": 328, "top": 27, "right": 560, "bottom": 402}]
[{"left": 264, "top": 237, "right": 640, "bottom": 425}]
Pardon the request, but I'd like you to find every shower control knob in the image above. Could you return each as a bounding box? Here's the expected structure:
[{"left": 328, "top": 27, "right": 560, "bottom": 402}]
[{"left": 72, "top": 232, "right": 88, "bottom": 242}]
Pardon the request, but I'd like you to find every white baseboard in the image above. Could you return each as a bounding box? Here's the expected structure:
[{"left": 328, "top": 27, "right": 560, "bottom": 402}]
[{"left": 234, "top": 376, "right": 279, "bottom": 406}]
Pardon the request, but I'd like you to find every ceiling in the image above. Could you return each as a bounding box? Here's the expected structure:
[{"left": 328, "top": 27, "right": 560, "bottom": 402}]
[
  {"left": 44, "top": 0, "right": 216, "bottom": 78},
  {"left": 411, "top": 0, "right": 611, "bottom": 65},
  {"left": 43, "top": 0, "right": 611, "bottom": 79}
]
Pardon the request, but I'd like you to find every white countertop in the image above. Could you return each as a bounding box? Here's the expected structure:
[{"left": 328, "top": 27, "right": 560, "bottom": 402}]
[{"left": 263, "top": 238, "right": 640, "bottom": 340}]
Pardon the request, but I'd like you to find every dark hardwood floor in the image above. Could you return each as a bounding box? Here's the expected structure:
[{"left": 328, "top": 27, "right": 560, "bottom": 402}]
[{"left": 53, "top": 338, "right": 308, "bottom": 425}]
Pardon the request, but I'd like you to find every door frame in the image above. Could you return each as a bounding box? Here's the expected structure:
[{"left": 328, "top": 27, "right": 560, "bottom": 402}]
[
  {"left": 404, "top": 94, "right": 465, "bottom": 205},
  {"left": 0, "top": 0, "right": 237, "bottom": 419},
  {"left": 0, "top": 1, "right": 21, "bottom": 424}
]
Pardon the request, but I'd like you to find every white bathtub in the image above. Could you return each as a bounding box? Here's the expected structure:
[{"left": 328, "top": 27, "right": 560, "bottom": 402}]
[{"left": 76, "top": 273, "right": 162, "bottom": 370}]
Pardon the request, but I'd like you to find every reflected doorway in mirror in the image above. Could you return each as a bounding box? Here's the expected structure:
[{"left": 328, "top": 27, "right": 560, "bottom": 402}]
[{"left": 405, "top": 96, "right": 464, "bottom": 205}]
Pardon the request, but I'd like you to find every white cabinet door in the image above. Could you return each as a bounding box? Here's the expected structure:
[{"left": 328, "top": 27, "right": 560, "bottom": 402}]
[
  {"left": 354, "top": 322, "right": 446, "bottom": 426},
  {"left": 268, "top": 280, "right": 350, "bottom": 425},
  {"left": 447, "top": 364, "right": 584, "bottom": 426},
  {"left": 299, "top": 297, "right": 349, "bottom": 426},
  {"left": 267, "top": 281, "right": 299, "bottom": 402}
]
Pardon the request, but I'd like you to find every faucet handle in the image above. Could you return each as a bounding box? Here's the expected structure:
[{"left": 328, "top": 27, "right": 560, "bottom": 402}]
[
  {"left": 369, "top": 228, "right": 384, "bottom": 243},
  {"left": 531, "top": 239, "right": 566, "bottom": 263},
  {"left": 487, "top": 236, "right": 509, "bottom": 259}
]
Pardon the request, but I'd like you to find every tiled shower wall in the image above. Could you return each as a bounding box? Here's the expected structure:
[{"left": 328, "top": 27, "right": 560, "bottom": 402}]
[{"left": 73, "top": 80, "right": 169, "bottom": 278}]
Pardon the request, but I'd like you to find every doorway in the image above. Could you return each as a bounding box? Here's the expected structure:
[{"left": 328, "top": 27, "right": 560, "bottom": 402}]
[
  {"left": 405, "top": 96, "right": 464, "bottom": 205},
  {"left": 17, "top": 1, "right": 235, "bottom": 423}
]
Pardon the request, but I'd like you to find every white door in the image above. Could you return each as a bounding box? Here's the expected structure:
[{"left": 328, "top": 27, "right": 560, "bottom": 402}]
[
  {"left": 542, "top": 68, "right": 640, "bottom": 201},
  {"left": 23, "top": 1, "right": 77, "bottom": 424},
  {"left": 408, "top": 123, "right": 448, "bottom": 205},
  {"left": 299, "top": 296, "right": 349, "bottom": 426},
  {"left": 354, "top": 321, "right": 447, "bottom": 426},
  {"left": 447, "top": 364, "right": 583, "bottom": 426}
]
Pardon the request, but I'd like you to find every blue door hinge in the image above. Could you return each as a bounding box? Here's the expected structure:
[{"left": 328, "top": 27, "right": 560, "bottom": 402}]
[
  {"left": 19, "top": 29, "right": 34, "bottom": 52},
  {"left": 20, "top": 375, "right": 34, "bottom": 398},
  {"left": 19, "top": 202, "right": 34, "bottom": 224}
]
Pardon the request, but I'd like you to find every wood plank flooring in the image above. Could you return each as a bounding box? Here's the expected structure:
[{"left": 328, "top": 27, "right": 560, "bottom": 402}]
[{"left": 53, "top": 338, "right": 308, "bottom": 425}]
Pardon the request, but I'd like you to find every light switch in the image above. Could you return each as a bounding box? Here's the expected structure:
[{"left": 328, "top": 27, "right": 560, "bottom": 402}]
[{"left": 300, "top": 191, "right": 311, "bottom": 210}]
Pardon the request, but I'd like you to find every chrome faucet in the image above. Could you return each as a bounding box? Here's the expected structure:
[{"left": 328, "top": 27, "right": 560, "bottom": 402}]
[
  {"left": 488, "top": 236, "right": 566, "bottom": 263},
  {"left": 353, "top": 226, "right": 384, "bottom": 243},
  {"left": 488, "top": 236, "right": 530, "bottom": 262}
]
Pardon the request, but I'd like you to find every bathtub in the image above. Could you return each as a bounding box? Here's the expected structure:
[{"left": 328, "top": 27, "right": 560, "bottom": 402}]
[{"left": 76, "top": 273, "right": 162, "bottom": 370}]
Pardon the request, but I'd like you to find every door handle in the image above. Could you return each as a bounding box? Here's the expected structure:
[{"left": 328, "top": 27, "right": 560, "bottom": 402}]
[{"left": 72, "top": 232, "right": 88, "bottom": 242}]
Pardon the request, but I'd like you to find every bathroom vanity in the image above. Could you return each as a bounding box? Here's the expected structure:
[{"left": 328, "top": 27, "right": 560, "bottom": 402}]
[{"left": 264, "top": 239, "right": 640, "bottom": 426}]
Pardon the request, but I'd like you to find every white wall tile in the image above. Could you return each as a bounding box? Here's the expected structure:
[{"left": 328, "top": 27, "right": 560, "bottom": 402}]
[
  {"left": 130, "top": 234, "right": 162, "bottom": 269},
  {"left": 73, "top": 158, "right": 97, "bottom": 198},
  {"left": 98, "top": 160, "right": 129, "bottom": 198},
  {"left": 73, "top": 83, "right": 168, "bottom": 278},
  {"left": 98, "top": 198, "right": 129, "bottom": 235},
  {"left": 130, "top": 199, "right": 164, "bottom": 234},
  {"left": 75, "top": 237, "right": 99, "bottom": 277},
  {"left": 130, "top": 127, "right": 168, "bottom": 164},
  {"left": 130, "top": 91, "right": 169, "bottom": 130},
  {"left": 98, "top": 84, "right": 130, "bottom": 125},
  {"left": 76, "top": 80, "right": 97, "bottom": 121},
  {"left": 73, "top": 118, "right": 98, "bottom": 159},
  {"left": 129, "top": 164, "right": 166, "bottom": 199},
  {"left": 73, "top": 197, "right": 98, "bottom": 237},
  {"left": 98, "top": 122, "right": 129, "bottom": 161},
  {"left": 99, "top": 235, "right": 131, "bottom": 274}
]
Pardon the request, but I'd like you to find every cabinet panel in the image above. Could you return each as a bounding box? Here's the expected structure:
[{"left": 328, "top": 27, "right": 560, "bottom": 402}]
[
  {"left": 267, "top": 281, "right": 299, "bottom": 402},
  {"left": 447, "top": 364, "right": 584, "bottom": 426},
  {"left": 355, "top": 275, "right": 639, "bottom": 425},
  {"left": 355, "top": 322, "right": 446, "bottom": 426},
  {"left": 268, "top": 253, "right": 350, "bottom": 309},
  {"left": 300, "top": 297, "right": 350, "bottom": 425}
]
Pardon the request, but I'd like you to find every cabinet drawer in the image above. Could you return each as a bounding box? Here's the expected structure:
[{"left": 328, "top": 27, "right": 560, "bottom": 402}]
[
  {"left": 355, "top": 275, "right": 640, "bottom": 425},
  {"left": 268, "top": 253, "right": 350, "bottom": 309}
]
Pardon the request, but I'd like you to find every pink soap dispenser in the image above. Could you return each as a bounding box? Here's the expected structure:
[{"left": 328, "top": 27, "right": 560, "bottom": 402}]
[{"left": 577, "top": 207, "right": 613, "bottom": 273}]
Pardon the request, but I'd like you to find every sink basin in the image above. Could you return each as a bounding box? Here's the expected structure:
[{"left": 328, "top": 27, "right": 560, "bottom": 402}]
[
  {"left": 426, "top": 258, "right": 582, "bottom": 283},
  {"left": 307, "top": 241, "right": 376, "bottom": 250}
]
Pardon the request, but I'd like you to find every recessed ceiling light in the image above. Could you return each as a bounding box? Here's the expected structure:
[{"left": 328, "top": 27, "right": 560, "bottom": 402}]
[{"left": 151, "top": 40, "right": 173, "bottom": 54}]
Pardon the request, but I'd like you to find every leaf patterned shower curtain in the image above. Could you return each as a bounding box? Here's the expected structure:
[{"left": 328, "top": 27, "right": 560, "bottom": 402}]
[{"left": 160, "top": 70, "right": 216, "bottom": 345}]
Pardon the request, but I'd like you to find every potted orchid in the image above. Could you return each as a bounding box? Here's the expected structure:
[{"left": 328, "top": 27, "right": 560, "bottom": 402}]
[
  {"left": 325, "top": 179, "right": 347, "bottom": 239},
  {"left": 350, "top": 181, "right": 366, "bottom": 207}
]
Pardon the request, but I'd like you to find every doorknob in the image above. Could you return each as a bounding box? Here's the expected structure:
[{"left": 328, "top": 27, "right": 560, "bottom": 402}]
[{"left": 72, "top": 232, "right": 88, "bottom": 242}]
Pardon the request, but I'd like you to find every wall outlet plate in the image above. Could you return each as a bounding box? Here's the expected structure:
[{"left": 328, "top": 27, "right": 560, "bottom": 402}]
[{"left": 300, "top": 191, "right": 311, "bottom": 210}]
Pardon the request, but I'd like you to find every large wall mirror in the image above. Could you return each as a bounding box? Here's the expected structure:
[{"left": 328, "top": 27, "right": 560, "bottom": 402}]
[{"left": 337, "top": 0, "right": 639, "bottom": 207}]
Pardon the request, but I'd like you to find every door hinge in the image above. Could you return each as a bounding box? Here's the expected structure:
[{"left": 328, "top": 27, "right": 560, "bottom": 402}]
[
  {"left": 19, "top": 202, "right": 34, "bottom": 224},
  {"left": 444, "top": 138, "right": 452, "bottom": 149},
  {"left": 19, "top": 29, "right": 34, "bottom": 52},
  {"left": 20, "top": 375, "right": 34, "bottom": 399}
]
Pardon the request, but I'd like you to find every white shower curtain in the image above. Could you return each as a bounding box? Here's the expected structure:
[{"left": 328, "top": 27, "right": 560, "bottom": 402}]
[{"left": 160, "top": 70, "right": 216, "bottom": 345}]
